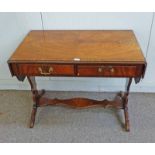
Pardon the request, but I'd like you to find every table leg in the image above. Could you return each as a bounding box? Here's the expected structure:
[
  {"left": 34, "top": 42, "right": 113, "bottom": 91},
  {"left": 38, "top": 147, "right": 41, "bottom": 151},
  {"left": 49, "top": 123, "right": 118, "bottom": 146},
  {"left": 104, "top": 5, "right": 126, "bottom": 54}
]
[
  {"left": 27, "top": 76, "right": 39, "bottom": 128},
  {"left": 123, "top": 78, "right": 132, "bottom": 131},
  {"left": 26, "top": 76, "right": 132, "bottom": 131}
]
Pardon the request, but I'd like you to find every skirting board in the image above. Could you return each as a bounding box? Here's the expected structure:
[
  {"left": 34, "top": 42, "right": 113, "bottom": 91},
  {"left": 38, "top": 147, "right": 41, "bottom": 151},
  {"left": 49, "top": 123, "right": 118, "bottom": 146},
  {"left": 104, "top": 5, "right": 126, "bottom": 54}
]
[{"left": 0, "top": 78, "right": 155, "bottom": 93}]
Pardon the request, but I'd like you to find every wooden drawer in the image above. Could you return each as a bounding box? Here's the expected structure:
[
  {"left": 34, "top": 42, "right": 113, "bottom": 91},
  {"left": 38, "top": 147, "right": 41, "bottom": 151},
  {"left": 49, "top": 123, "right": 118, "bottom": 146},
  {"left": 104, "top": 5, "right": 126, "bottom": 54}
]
[
  {"left": 15, "top": 63, "right": 75, "bottom": 76},
  {"left": 77, "top": 65, "right": 143, "bottom": 77}
]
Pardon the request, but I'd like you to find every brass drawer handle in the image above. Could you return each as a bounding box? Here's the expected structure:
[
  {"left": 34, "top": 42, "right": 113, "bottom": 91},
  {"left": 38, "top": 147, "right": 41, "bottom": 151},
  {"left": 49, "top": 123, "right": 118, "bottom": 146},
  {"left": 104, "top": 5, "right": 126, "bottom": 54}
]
[
  {"left": 109, "top": 66, "right": 115, "bottom": 73},
  {"left": 38, "top": 67, "right": 53, "bottom": 75},
  {"left": 98, "top": 66, "right": 104, "bottom": 73},
  {"left": 98, "top": 66, "right": 115, "bottom": 73},
  {"left": 98, "top": 67, "right": 103, "bottom": 73}
]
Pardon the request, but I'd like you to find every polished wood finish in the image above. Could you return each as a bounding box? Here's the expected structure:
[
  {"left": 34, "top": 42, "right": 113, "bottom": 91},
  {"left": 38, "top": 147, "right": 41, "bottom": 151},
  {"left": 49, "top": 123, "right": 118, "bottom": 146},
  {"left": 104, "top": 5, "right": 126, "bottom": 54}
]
[
  {"left": 123, "top": 78, "right": 133, "bottom": 131},
  {"left": 13, "top": 63, "right": 75, "bottom": 76},
  {"left": 77, "top": 64, "right": 143, "bottom": 77},
  {"left": 8, "top": 30, "right": 147, "bottom": 131},
  {"left": 38, "top": 96, "right": 123, "bottom": 108},
  {"left": 8, "top": 30, "right": 145, "bottom": 64},
  {"left": 10, "top": 63, "right": 144, "bottom": 78},
  {"left": 27, "top": 76, "right": 39, "bottom": 128}
]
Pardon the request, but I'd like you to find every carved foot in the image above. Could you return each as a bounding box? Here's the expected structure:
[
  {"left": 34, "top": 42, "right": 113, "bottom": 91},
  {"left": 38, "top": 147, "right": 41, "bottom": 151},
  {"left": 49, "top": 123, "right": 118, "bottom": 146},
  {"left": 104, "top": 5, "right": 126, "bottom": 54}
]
[
  {"left": 124, "top": 107, "right": 130, "bottom": 132},
  {"left": 29, "top": 105, "right": 37, "bottom": 128},
  {"left": 125, "top": 121, "right": 130, "bottom": 132}
]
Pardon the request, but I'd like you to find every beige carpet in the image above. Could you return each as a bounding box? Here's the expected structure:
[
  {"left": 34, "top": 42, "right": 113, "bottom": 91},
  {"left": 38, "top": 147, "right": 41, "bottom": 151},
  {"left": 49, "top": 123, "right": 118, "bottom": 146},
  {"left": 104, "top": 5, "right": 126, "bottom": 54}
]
[{"left": 0, "top": 90, "right": 155, "bottom": 143}]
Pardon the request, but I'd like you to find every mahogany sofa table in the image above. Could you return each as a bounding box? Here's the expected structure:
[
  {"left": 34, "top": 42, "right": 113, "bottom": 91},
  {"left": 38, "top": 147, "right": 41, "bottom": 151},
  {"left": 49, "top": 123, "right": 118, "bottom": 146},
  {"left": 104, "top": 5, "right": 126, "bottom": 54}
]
[{"left": 8, "top": 30, "right": 146, "bottom": 131}]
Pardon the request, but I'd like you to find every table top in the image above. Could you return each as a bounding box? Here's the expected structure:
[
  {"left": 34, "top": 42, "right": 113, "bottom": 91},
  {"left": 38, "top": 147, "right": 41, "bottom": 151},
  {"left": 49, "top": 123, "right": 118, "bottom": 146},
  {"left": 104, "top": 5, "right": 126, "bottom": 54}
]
[{"left": 8, "top": 30, "right": 146, "bottom": 64}]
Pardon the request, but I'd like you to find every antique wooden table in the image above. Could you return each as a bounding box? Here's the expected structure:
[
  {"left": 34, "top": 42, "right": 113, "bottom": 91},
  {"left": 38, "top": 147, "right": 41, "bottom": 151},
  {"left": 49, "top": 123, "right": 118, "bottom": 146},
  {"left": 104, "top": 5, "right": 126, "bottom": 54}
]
[{"left": 8, "top": 30, "right": 146, "bottom": 131}]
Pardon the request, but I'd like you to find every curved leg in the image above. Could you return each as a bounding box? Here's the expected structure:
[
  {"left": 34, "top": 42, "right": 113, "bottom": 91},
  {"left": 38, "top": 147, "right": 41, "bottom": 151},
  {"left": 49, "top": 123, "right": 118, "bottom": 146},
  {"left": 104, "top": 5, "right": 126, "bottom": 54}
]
[
  {"left": 124, "top": 106, "right": 130, "bottom": 131},
  {"left": 123, "top": 78, "right": 132, "bottom": 131},
  {"left": 27, "top": 76, "right": 39, "bottom": 128},
  {"left": 29, "top": 104, "right": 37, "bottom": 128}
]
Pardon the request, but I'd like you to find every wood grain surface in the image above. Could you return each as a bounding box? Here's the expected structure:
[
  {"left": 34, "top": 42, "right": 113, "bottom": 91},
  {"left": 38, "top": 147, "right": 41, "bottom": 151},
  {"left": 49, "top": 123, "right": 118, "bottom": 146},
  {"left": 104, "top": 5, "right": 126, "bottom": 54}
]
[{"left": 8, "top": 30, "right": 146, "bottom": 64}]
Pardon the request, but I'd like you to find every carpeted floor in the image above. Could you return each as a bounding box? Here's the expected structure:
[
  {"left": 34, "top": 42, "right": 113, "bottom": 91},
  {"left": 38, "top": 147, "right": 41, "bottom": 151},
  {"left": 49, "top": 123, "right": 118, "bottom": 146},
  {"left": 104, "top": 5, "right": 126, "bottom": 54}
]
[{"left": 0, "top": 90, "right": 155, "bottom": 143}]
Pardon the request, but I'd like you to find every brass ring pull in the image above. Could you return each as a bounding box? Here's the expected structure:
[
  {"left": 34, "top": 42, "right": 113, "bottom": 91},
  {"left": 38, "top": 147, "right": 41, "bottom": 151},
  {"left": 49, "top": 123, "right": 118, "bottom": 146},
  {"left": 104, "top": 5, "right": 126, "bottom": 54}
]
[{"left": 38, "top": 67, "right": 53, "bottom": 75}]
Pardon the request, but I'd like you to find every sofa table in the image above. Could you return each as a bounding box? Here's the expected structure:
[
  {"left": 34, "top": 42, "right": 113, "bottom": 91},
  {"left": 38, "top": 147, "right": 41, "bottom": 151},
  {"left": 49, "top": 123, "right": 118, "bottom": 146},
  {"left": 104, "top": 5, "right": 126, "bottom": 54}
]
[{"left": 8, "top": 30, "right": 146, "bottom": 131}]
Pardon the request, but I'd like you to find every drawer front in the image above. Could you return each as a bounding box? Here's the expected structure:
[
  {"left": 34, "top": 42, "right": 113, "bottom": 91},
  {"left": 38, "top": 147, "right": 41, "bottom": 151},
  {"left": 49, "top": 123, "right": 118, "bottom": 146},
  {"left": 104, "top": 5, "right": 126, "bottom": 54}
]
[
  {"left": 16, "top": 64, "right": 75, "bottom": 76},
  {"left": 77, "top": 65, "right": 142, "bottom": 77}
]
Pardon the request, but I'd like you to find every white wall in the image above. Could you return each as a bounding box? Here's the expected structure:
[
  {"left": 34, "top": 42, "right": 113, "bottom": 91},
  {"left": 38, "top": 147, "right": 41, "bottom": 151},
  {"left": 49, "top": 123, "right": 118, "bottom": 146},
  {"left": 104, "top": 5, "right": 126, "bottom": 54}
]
[
  {"left": 0, "top": 12, "right": 154, "bottom": 92},
  {"left": 142, "top": 13, "right": 155, "bottom": 91}
]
